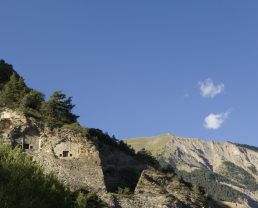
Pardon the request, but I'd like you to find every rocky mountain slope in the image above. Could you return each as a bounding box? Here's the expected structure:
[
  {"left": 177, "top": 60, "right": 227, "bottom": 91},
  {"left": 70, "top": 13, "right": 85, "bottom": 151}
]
[
  {"left": 0, "top": 108, "right": 226, "bottom": 208},
  {"left": 126, "top": 134, "right": 258, "bottom": 208}
]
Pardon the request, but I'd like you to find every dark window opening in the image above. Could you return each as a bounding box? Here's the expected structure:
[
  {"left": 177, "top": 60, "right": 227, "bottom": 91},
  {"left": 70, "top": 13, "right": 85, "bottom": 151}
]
[
  {"left": 63, "top": 151, "right": 69, "bottom": 157},
  {"left": 70, "top": 154, "right": 72, "bottom": 157},
  {"left": 59, "top": 154, "right": 62, "bottom": 157},
  {"left": 23, "top": 143, "right": 29, "bottom": 150},
  {"left": 30, "top": 146, "right": 33, "bottom": 149}
]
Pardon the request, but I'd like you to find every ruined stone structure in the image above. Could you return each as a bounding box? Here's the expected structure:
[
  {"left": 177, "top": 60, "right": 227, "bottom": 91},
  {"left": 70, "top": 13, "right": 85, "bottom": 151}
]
[
  {"left": 54, "top": 141, "right": 81, "bottom": 158},
  {"left": 0, "top": 108, "right": 107, "bottom": 193}
]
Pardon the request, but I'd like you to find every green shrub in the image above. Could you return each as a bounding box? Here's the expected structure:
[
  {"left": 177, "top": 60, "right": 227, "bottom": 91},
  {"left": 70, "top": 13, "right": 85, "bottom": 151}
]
[
  {"left": 0, "top": 143, "right": 70, "bottom": 208},
  {"left": 0, "top": 143, "right": 108, "bottom": 208},
  {"left": 64, "top": 123, "right": 88, "bottom": 136},
  {"left": 75, "top": 192, "right": 87, "bottom": 208},
  {"left": 74, "top": 191, "right": 107, "bottom": 208},
  {"left": 117, "top": 187, "right": 131, "bottom": 195}
]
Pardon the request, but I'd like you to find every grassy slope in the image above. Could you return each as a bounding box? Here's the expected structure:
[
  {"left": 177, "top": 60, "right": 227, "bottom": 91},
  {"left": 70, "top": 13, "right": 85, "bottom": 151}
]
[{"left": 126, "top": 133, "right": 172, "bottom": 154}]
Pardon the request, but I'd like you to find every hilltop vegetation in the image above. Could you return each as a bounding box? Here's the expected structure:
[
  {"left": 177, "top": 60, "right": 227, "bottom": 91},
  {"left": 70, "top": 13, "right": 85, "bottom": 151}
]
[
  {"left": 0, "top": 60, "right": 19, "bottom": 88},
  {"left": 0, "top": 60, "right": 78, "bottom": 128}
]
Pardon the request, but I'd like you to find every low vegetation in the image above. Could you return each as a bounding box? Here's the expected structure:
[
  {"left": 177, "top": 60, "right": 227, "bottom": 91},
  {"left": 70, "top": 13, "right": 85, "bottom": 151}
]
[
  {"left": 232, "top": 142, "right": 258, "bottom": 153},
  {"left": 221, "top": 161, "right": 258, "bottom": 191},
  {"left": 0, "top": 60, "right": 79, "bottom": 128},
  {"left": 0, "top": 142, "right": 107, "bottom": 208}
]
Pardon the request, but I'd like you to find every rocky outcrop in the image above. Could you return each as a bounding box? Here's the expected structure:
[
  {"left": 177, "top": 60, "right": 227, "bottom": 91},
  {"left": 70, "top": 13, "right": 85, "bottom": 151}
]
[
  {"left": 0, "top": 107, "right": 108, "bottom": 199},
  {"left": 32, "top": 128, "right": 106, "bottom": 192},
  {"left": 132, "top": 169, "right": 206, "bottom": 208},
  {"left": 115, "top": 169, "right": 226, "bottom": 208}
]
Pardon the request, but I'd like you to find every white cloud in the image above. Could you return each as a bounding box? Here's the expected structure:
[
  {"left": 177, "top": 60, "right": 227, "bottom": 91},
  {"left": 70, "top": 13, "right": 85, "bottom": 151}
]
[
  {"left": 204, "top": 111, "right": 230, "bottom": 130},
  {"left": 198, "top": 78, "right": 224, "bottom": 98}
]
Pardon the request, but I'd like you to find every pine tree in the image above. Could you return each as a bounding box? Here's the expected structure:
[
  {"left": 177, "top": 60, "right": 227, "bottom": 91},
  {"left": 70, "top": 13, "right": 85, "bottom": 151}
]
[
  {"left": 0, "top": 73, "right": 28, "bottom": 108},
  {"left": 41, "top": 91, "right": 79, "bottom": 127},
  {"left": 0, "top": 60, "right": 19, "bottom": 89},
  {"left": 20, "top": 90, "right": 45, "bottom": 118},
  {"left": 21, "top": 90, "right": 44, "bottom": 111}
]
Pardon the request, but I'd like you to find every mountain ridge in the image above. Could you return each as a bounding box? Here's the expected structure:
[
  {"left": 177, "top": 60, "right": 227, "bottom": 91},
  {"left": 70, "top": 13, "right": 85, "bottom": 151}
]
[{"left": 126, "top": 133, "right": 258, "bottom": 207}]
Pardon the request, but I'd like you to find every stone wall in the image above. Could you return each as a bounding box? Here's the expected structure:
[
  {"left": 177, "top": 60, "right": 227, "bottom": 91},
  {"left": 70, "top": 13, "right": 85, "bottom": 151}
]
[
  {"left": 28, "top": 128, "right": 107, "bottom": 193},
  {"left": 54, "top": 141, "right": 81, "bottom": 159}
]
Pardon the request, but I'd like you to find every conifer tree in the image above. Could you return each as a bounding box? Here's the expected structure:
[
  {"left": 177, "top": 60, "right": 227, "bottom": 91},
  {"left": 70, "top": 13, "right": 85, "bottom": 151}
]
[
  {"left": 21, "top": 90, "right": 44, "bottom": 111},
  {"left": 20, "top": 90, "right": 45, "bottom": 118},
  {"left": 0, "top": 60, "right": 18, "bottom": 89},
  {"left": 41, "top": 91, "right": 79, "bottom": 127},
  {"left": 0, "top": 74, "right": 28, "bottom": 108}
]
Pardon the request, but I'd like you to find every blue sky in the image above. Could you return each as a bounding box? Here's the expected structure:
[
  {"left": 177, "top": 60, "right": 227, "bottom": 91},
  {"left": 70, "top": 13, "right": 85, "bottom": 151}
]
[{"left": 0, "top": 1, "right": 258, "bottom": 145}]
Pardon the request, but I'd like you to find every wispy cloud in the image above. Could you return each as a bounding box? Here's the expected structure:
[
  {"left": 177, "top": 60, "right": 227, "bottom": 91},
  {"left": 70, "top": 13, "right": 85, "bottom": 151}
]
[
  {"left": 198, "top": 78, "right": 224, "bottom": 98},
  {"left": 204, "top": 111, "right": 231, "bottom": 130}
]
